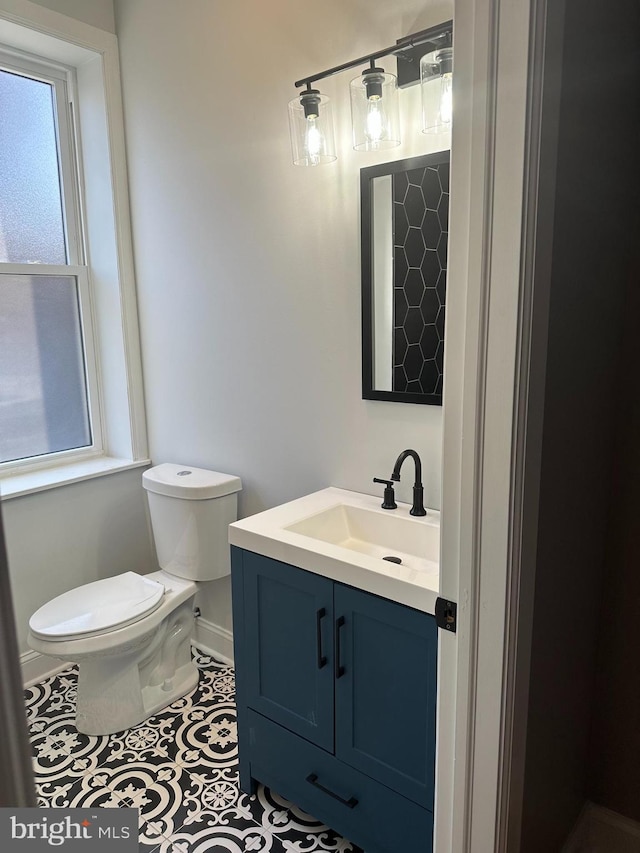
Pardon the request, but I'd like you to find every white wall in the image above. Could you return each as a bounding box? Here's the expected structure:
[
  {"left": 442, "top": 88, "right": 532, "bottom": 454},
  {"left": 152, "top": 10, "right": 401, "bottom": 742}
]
[
  {"left": 114, "top": 0, "right": 452, "bottom": 632},
  {"left": 28, "top": 0, "right": 114, "bottom": 32},
  {"left": 4, "top": 469, "right": 154, "bottom": 653}
]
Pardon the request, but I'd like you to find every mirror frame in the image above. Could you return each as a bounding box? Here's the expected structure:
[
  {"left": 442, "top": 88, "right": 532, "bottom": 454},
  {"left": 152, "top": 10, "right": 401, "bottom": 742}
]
[{"left": 361, "top": 151, "right": 450, "bottom": 405}]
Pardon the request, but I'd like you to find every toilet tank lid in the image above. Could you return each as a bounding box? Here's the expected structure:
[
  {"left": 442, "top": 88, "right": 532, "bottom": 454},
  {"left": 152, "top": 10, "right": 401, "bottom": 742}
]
[{"left": 143, "top": 463, "right": 242, "bottom": 500}]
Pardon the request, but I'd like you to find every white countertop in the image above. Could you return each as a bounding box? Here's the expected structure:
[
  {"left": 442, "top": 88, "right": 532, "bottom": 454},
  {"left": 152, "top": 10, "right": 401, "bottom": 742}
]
[{"left": 229, "top": 487, "right": 440, "bottom": 615}]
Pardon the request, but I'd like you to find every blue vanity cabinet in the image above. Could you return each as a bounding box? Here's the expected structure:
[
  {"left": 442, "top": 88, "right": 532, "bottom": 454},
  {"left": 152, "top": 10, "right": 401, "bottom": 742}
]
[
  {"left": 238, "top": 548, "right": 335, "bottom": 751},
  {"left": 334, "top": 583, "right": 437, "bottom": 809},
  {"left": 231, "top": 546, "right": 437, "bottom": 853}
]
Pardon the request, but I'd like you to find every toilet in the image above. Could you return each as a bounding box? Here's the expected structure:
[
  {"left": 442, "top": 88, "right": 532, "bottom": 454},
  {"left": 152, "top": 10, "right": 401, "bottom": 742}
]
[{"left": 27, "top": 463, "right": 242, "bottom": 736}]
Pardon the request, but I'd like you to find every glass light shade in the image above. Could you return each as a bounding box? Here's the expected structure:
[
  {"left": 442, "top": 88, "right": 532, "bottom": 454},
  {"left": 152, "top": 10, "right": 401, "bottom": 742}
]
[
  {"left": 288, "top": 90, "right": 337, "bottom": 166},
  {"left": 421, "top": 48, "right": 453, "bottom": 134},
  {"left": 349, "top": 69, "right": 400, "bottom": 152}
]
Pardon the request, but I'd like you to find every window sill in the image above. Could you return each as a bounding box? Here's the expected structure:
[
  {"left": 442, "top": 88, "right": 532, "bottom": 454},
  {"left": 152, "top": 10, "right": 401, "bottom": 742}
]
[{"left": 0, "top": 457, "right": 151, "bottom": 500}]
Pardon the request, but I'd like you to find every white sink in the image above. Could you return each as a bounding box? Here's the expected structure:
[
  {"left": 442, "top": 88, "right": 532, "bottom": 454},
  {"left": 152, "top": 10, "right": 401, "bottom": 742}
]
[
  {"left": 229, "top": 487, "right": 440, "bottom": 614},
  {"left": 285, "top": 502, "right": 438, "bottom": 574}
]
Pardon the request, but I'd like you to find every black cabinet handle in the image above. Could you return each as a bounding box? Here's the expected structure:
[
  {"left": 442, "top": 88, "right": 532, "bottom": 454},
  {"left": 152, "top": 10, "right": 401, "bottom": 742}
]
[
  {"left": 316, "top": 608, "right": 327, "bottom": 669},
  {"left": 334, "top": 616, "right": 345, "bottom": 679},
  {"left": 306, "top": 773, "right": 358, "bottom": 809}
]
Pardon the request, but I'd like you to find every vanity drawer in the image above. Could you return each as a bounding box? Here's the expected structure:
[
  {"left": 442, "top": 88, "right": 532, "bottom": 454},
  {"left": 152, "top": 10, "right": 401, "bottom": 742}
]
[{"left": 247, "top": 709, "right": 433, "bottom": 853}]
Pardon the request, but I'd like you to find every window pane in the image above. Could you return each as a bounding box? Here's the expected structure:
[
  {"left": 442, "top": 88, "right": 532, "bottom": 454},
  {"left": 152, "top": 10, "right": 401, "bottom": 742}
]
[
  {"left": 0, "top": 69, "right": 67, "bottom": 264},
  {"left": 0, "top": 275, "right": 91, "bottom": 463}
]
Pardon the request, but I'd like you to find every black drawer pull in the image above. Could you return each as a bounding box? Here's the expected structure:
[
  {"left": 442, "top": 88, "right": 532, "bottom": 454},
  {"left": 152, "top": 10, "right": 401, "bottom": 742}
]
[
  {"left": 306, "top": 773, "right": 358, "bottom": 809},
  {"left": 334, "top": 616, "right": 345, "bottom": 679},
  {"left": 316, "top": 608, "right": 327, "bottom": 669}
]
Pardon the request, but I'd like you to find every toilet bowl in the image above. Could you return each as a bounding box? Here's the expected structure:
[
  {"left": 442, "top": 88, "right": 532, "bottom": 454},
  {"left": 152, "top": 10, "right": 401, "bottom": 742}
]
[{"left": 27, "top": 463, "right": 242, "bottom": 736}]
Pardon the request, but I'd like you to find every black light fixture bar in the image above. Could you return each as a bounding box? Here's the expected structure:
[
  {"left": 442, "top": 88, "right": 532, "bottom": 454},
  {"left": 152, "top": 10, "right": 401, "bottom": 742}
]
[{"left": 294, "top": 20, "right": 452, "bottom": 90}]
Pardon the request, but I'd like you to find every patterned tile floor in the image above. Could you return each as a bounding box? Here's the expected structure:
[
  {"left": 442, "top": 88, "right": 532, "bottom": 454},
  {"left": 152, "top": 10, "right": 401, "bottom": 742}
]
[{"left": 24, "top": 648, "right": 363, "bottom": 853}]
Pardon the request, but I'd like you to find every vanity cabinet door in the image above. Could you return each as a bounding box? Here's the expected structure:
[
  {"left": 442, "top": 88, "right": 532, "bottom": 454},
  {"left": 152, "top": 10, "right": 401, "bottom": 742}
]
[
  {"left": 334, "top": 584, "right": 437, "bottom": 809},
  {"left": 241, "top": 550, "right": 335, "bottom": 751}
]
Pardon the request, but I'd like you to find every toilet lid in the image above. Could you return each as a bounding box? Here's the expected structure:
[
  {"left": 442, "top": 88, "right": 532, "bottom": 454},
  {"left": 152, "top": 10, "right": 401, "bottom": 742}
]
[{"left": 29, "top": 572, "right": 165, "bottom": 641}]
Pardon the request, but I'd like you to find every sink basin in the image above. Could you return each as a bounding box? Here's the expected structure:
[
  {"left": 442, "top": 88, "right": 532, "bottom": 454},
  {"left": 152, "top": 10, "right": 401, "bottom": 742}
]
[
  {"left": 285, "top": 502, "right": 439, "bottom": 574},
  {"left": 229, "top": 487, "right": 440, "bottom": 614}
]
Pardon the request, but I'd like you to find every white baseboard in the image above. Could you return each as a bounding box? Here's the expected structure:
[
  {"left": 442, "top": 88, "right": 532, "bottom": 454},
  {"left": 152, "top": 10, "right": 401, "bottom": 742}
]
[
  {"left": 21, "top": 650, "right": 71, "bottom": 688},
  {"left": 193, "top": 617, "right": 234, "bottom": 665},
  {"left": 564, "top": 802, "right": 640, "bottom": 853}
]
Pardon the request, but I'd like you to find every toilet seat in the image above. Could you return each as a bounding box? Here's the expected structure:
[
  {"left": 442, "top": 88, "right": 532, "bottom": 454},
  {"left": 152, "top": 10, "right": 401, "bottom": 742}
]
[{"left": 29, "top": 572, "right": 165, "bottom": 641}]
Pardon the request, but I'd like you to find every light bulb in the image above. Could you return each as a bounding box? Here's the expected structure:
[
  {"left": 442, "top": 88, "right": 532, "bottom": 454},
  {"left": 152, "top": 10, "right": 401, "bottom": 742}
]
[
  {"left": 304, "top": 117, "right": 323, "bottom": 166},
  {"left": 439, "top": 72, "right": 453, "bottom": 125},
  {"left": 365, "top": 98, "right": 384, "bottom": 144}
]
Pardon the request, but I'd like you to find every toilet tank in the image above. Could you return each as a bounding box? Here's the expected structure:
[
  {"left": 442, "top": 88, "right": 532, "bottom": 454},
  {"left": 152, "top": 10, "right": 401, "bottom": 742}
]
[{"left": 142, "top": 463, "right": 242, "bottom": 581}]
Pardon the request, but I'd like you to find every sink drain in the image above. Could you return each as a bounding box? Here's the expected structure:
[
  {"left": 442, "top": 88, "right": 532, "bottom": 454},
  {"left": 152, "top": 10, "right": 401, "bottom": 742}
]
[{"left": 383, "top": 555, "right": 402, "bottom": 564}]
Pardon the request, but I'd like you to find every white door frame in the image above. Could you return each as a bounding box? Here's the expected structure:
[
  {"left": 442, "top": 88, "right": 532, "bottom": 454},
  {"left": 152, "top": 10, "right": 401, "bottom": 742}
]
[{"left": 436, "top": 0, "right": 560, "bottom": 850}]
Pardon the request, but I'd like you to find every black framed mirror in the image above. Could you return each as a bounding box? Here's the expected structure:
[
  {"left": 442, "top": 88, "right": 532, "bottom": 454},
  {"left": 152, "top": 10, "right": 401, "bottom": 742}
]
[{"left": 361, "top": 150, "right": 450, "bottom": 405}]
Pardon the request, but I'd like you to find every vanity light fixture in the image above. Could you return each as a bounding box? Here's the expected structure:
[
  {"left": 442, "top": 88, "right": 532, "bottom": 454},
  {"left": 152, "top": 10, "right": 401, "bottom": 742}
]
[
  {"left": 288, "top": 83, "right": 337, "bottom": 166},
  {"left": 289, "top": 20, "right": 453, "bottom": 166}
]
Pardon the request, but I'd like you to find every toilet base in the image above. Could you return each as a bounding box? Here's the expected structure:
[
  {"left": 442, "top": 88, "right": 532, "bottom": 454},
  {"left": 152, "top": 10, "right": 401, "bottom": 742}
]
[{"left": 75, "top": 657, "right": 199, "bottom": 735}]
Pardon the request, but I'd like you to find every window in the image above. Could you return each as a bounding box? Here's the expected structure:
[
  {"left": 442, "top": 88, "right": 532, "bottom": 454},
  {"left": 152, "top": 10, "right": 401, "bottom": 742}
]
[
  {"left": 0, "top": 1, "right": 148, "bottom": 498},
  {"left": 0, "top": 49, "right": 102, "bottom": 470}
]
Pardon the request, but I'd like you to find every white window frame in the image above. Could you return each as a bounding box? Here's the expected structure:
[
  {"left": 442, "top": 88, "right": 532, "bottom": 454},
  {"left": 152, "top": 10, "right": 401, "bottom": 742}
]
[
  {"left": 0, "top": 49, "right": 106, "bottom": 474},
  {"left": 0, "top": 0, "right": 149, "bottom": 499}
]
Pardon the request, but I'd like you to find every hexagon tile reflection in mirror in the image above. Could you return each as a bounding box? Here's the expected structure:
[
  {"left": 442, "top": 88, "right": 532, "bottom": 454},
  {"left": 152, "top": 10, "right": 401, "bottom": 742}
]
[{"left": 392, "top": 156, "right": 449, "bottom": 398}]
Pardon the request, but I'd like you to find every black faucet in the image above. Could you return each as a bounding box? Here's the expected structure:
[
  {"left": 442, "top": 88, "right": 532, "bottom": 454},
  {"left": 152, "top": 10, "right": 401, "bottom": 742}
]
[{"left": 391, "top": 449, "right": 427, "bottom": 516}]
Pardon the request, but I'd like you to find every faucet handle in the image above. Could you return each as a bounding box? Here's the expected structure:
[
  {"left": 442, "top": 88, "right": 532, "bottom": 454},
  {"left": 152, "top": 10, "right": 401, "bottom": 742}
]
[{"left": 373, "top": 478, "right": 397, "bottom": 510}]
